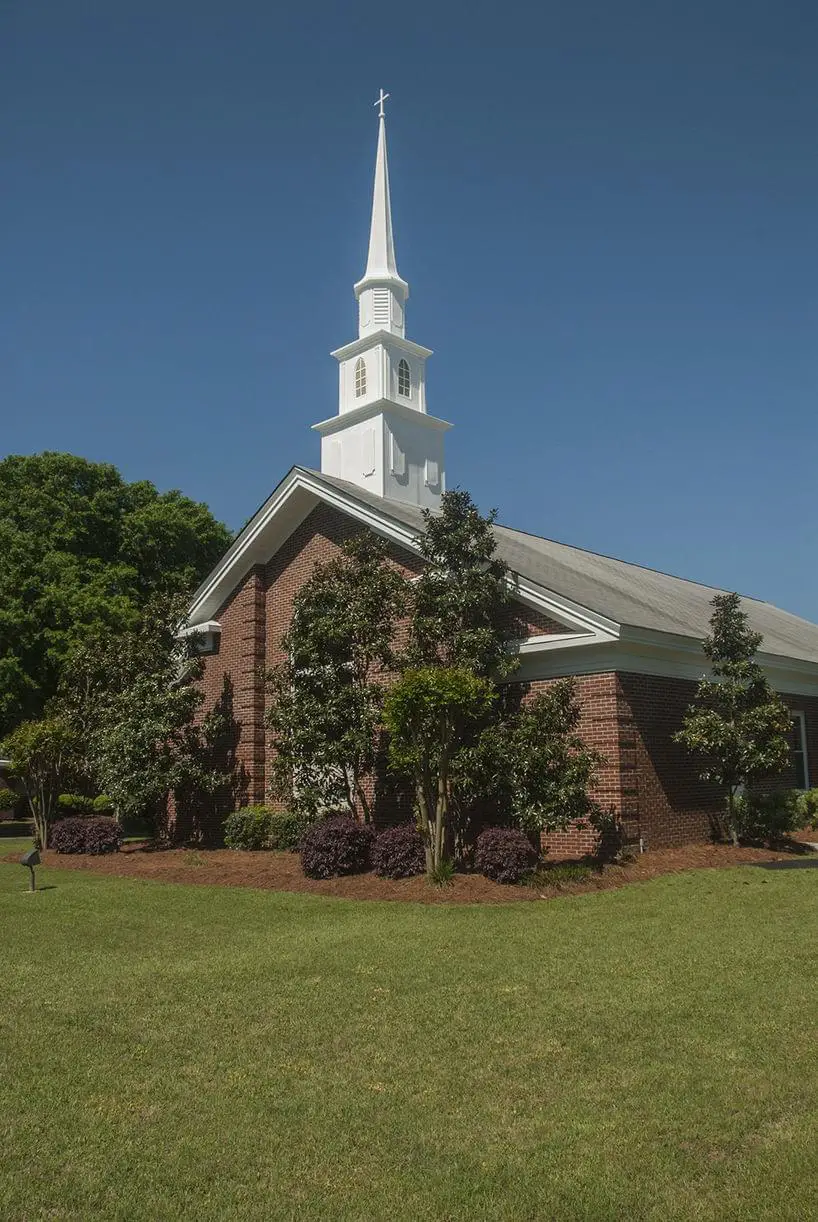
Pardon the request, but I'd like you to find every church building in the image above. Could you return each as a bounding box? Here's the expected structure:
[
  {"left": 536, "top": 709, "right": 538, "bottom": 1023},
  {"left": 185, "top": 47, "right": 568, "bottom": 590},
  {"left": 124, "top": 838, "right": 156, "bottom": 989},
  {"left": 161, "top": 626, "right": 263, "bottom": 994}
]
[{"left": 181, "top": 101, "right": 818, "bottom": 852}]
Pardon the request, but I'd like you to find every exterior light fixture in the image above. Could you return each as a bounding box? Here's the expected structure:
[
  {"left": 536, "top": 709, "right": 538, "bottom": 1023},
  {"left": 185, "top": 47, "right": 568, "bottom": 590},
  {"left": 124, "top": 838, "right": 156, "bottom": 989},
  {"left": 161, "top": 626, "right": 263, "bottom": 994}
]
[{"left": 20, "top": 848, "right": 40, "bottom": 892}]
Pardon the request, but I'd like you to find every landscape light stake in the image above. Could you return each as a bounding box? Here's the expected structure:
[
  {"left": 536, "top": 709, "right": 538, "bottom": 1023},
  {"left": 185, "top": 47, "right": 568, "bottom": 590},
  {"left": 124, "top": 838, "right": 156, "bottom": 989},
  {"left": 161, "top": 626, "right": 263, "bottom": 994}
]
[{"left": 20, "top": 848, "right": 40, "bottom": 892}]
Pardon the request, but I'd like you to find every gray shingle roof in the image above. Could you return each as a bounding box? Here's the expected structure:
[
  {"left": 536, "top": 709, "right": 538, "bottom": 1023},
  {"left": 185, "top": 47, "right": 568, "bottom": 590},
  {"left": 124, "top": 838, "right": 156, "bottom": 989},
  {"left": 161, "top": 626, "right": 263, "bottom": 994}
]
[{"left": 306, "top": 469, "right": 818, "bottom": 665}]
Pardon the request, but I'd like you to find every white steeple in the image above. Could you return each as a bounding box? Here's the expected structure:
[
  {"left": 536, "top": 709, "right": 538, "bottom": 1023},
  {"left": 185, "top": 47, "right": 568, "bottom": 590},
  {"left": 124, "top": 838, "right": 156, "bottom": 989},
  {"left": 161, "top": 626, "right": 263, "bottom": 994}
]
[{"left": 313, "top": 94, "right": 451, "bottom": 509}]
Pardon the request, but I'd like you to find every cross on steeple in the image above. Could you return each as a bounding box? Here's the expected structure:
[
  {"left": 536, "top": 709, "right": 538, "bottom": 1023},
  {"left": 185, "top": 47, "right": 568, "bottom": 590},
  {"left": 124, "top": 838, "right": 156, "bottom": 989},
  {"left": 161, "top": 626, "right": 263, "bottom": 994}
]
[{"left": 374, "top": 89, "right": 390, "bottom": 118}]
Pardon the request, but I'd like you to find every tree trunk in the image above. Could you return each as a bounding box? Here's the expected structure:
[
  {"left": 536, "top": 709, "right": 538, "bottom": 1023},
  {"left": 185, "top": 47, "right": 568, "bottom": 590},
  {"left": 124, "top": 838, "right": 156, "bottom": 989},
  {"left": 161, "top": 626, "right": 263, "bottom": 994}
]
[
  {"left": 726, "top": 789, "right": 739, "bottom": 847},
  {"left": 416, "top": 780, "right": 433, "bottom": 873}
]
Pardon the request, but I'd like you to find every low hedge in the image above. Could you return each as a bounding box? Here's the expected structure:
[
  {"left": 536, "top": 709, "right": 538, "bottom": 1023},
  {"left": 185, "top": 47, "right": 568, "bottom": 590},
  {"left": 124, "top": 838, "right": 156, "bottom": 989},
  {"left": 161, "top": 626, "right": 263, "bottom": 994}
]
[
  {"left": 51, "top": 816, "right": 122, "bottom": 855},
  {"left": 734, "top": 789, "right": 805, "bottom": 845},
  {"left": 300, "top": 815, "right": 375, "bottom": 879},
  {"left": 224, "top": 806, "right": 307, "bottom": 852},
  {"left": 56, "top": 793, "right": 114, "bottom": 819},
  {"left": 475, "top": 826, "right": 537, "bottom": 884},
  {"left": 372, "top": 823, "right": 426, "bottom": 878}
]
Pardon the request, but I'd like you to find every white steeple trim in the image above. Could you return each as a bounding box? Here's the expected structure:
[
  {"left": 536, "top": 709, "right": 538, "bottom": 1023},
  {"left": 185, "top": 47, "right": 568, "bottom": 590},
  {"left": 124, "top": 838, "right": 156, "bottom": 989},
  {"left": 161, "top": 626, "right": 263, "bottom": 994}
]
[{"left": 316, "top": 96, "right": 450, "bottom": 510}]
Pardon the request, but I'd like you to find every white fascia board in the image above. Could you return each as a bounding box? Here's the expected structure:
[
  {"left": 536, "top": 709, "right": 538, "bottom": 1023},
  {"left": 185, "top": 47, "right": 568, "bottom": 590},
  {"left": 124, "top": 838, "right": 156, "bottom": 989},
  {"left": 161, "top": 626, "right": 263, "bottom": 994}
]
[
  {"left": 618, "top": 623, "right": 818, "bottom": 680},
  {"left": 186, "top": 469, "right": 424, "bottom": 625},
  {"left": 511, "top": 576, "right": 620, "bottom": 639},
  {"left": 331, "top": 332, "right": 433, "bottom": 361},
  {"left": 514, "top": 632, "right": 818, "bottom": 697},
  {"left": 313, "top": 399, "right": 452, "bottom": 436},
  {"left": 514, "top": 632, "right": 604, "bottom": 655}
]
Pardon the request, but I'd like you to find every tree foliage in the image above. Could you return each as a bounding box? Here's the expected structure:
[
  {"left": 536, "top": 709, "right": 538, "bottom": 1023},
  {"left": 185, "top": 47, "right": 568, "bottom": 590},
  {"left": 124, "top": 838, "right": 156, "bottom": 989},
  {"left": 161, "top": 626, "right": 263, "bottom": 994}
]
[
  {"left": 59, "top": 597, "right": 230, "bottom": 826},
  {"left": 408, "top": 490, "right": 521, "bottom": 678},
  {"left": 0, "top": 452, "right": 232, "bottom": 735},
  {"left": 266, "top": 534, "right": 406, "bottom": 821},
  {"left": 384, "top": 667, "right": 495, "bottom": 873},
  {"left": 459, "top": 679, "right": 604, "bottom": 835},
  {"left": 674, "top": 593, "right": 792, "bottom": 844}
]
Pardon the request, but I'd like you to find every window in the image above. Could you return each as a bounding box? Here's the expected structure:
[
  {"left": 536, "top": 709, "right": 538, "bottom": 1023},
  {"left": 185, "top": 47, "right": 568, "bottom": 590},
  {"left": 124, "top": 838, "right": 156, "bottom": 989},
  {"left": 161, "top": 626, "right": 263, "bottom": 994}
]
[
  {"left": 792, "top": 713, "right": 810, "bottom": 790},
  {"left": 397, "top": 358, "right": 411, "bottom": 398},
  {"left": 354, "top": 357, "right": 367, "bottom": 398}
]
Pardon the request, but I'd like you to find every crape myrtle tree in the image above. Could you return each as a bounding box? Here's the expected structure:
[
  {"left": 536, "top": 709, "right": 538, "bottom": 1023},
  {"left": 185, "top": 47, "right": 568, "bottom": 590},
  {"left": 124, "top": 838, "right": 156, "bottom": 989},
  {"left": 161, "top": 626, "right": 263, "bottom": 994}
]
[
  {"left": 0, "top": 452, "right": 232, "bottom": 736},
  {"left": 58, "top": 595, "right": 231, "bottom": 829},
  {"left": 383, "top": 667, "right": 495, "bottom": 875},
  {"left": 266, "top": 533, "right": 407, "bottom": 822},
  {"left": 0, "top": 716, "right": 81, "bottom": 849},
  {"left": 674, "top": 592, "right": 792, "bottom": 846}
]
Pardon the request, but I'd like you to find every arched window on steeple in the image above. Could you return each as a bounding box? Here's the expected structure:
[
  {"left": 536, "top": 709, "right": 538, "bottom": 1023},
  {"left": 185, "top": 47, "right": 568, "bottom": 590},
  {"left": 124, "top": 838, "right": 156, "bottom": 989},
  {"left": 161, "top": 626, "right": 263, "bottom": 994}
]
[
  {"left": 354, "top": 357, "right": 367, "bottom": 398},
  {"left": 397, "top": 358, "right": 411, "bottom": 398}
]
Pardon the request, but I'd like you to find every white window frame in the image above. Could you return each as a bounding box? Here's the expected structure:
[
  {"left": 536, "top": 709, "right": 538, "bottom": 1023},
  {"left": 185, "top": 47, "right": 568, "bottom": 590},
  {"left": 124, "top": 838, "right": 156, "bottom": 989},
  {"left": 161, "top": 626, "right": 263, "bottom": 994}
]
[
  {"left": 792, "top": 711, "right": 810, "bottom": 790},
  {"left": 354, "top": 357, "right": 367, "bottom": 398}
]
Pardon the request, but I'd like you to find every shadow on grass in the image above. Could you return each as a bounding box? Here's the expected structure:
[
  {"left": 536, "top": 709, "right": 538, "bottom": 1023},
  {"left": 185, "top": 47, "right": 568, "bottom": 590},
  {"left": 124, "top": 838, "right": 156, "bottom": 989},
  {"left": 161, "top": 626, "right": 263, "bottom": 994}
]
[{"left": 752, "top": 859, "right": 818, "bottom": 871}]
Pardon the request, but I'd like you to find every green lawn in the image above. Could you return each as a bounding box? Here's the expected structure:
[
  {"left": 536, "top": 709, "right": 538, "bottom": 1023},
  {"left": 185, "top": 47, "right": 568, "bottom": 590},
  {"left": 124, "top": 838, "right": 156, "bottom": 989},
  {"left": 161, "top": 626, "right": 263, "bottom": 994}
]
[{"left": 2, "top": 863, "right": 817, "bottom": 1221}]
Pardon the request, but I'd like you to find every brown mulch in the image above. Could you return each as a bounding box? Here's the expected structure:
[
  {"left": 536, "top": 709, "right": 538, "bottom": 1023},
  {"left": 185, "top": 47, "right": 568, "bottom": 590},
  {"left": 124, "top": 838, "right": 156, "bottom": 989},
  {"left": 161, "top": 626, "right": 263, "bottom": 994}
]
[{"left": 3, "top": 838, "right": 816, "bottom": 904}]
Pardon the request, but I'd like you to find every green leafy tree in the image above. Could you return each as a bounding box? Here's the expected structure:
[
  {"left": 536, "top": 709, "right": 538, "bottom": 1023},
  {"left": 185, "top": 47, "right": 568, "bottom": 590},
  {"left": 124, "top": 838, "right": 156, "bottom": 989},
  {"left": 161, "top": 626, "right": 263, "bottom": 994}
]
[
  {"left": 408, "top": 490, "right": 521, "bottom": 678},
  {"left": 1, "top": 716, "right": 81, "bottom": 848},
  {"left": 459, "top": 679, "right": 604, "bottom": 836},
  {"left": 0, "top": 452, "right": 232, "bottom": 735},
  {"left": 266, "top": 534, "right": 407, "bottom": 821},
  {"left": 384, "top": 667, "right": 494, "bottom": 874},
  {"left": 59, "top": 597, "right": 230, "bottom": 828},
  {"left": 674, "top": 593, "right": 792, "bottom": 845}
]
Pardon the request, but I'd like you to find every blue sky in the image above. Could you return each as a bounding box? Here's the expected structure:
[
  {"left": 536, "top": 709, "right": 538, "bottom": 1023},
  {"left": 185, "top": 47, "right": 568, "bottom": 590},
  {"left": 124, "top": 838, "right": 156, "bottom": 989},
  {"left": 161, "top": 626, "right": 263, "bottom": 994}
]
[{"left": 4, "top": 1, "right": 817, "bottom": 619}]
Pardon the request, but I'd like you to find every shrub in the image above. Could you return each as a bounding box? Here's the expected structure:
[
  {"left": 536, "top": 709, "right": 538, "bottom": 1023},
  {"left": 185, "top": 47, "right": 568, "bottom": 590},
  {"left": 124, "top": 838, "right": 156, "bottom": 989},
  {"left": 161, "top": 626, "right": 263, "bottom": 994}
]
[
  {"left": 797, "top": 788, "right": 818, "bottom": 829},
  {"left": 224, "top": 806, "right": 273, "bottom": 851},
  {"left": 475, "top": 826, "right": 536, "bottom": 884},
  {"left": 526, "top": 861, "right": 593, "bottom": 888},
  {"left": 56, "top": 793, "right": 96, "bottom": 818},
  {"left": 373, "top": 823, "right": 426, "bottom": 879},
  {"left": 267, "top": 810, "right": 307, "bottom": 852},
  {"left": 300, "top": 815, "right": 375, "bottom": 879},
  {"left": 51, "top": 816, "right": 122, "bottom": 855},
  {"left": 734, "top": 790, "right": 803, "bottom": 845},
  {"left": 0, "top": 787, "right": 18, "bottom": 814},
  {"left": 92, "top": 794, "right": 114, "bottom": 814}
]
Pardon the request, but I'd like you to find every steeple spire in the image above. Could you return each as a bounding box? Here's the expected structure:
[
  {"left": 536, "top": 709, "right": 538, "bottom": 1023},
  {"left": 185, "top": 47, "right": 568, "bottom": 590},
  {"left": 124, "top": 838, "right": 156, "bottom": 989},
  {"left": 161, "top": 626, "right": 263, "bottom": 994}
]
[
  {"left": 363, "top": 108, "right": 399, "bottom": 280},
  {"left": 315, "top": 94, "right": 451, "bottom": 511},
  {"left": 354, "top": 92, "right": 408, "bottom": 335}
]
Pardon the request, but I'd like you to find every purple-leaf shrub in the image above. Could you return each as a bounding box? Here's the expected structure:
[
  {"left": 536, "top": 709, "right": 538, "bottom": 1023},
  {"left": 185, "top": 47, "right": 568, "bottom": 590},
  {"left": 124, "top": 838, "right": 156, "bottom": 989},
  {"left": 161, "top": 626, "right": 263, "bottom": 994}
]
[
  {"left": 51, "top": 816, "right": 123, "bottom": 855},
  {"left": 372, "top": 823, "right": 426, "bottom": 878},
  {"left": 475, "top": 826, "right": 536, "bottom": 884},
  {"left": 299, "top": 815, "right": 375, "bottom": 879}
]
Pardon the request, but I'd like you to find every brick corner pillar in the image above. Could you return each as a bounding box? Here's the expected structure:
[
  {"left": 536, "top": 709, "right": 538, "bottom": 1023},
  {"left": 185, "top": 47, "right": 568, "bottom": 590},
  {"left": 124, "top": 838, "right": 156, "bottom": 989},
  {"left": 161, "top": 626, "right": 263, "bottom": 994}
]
[{"left": 237, "top": 565, "right": 267, "bottom": 805}]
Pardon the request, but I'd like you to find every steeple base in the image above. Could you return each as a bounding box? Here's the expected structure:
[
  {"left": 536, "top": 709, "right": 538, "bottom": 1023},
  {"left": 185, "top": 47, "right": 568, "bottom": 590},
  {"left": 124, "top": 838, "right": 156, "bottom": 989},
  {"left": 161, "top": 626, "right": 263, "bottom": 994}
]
[{"left": 313, "top": 400, "right": 450, "bottom": 510}]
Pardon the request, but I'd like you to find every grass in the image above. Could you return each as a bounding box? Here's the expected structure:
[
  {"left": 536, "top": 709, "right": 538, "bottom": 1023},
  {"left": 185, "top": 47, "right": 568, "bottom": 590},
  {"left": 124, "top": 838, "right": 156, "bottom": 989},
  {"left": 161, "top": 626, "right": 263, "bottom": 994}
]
[{"left": 1, "top": 864, "right": 817, "bottom": 1221}]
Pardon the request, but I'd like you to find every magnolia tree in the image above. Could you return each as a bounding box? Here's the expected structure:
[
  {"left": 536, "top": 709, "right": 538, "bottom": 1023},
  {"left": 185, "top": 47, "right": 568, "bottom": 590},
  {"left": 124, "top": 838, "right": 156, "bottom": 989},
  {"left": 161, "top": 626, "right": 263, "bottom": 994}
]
[
  {"left": 459, "top": 679, "right": 604, "bottom": 838},
  {"left": 409, "top": 490, "right": 522, "bottom": 677},
  {"left": 675, "top": 593, "right": 792, "bottom": 845},
  {"left": 266, "top": 534, "right": 406, "bottom": 821}
]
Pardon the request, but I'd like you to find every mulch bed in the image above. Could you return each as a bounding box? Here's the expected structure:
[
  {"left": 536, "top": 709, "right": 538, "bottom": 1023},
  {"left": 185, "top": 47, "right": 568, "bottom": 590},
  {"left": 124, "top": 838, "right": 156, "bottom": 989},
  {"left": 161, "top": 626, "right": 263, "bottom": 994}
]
[{"left": 3, "top": 838, "right": 816, "bottom": 904}]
